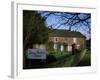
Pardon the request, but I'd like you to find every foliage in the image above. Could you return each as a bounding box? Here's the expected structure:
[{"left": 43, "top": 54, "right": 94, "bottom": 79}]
[
  {"left": 46, "top": 54, "right": 57, "bottom": 63},
  {"left": 46, "top": 41, "right": 54, "bottom": 50},
  {"left": 23, "top": 10, "right": 49, "bottom": 49},
  {"left": 77, "top": 53, "right": 91, "bottom": 66},
  {"left": 48, "top": 50, "right": 72, "bottom": 60}
]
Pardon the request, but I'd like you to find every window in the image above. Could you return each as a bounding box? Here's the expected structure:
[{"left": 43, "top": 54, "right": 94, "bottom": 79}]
[
  {"left": 56, "top": 38, "right": 57, "bottom": 41},
  {"left": 73, "top": 38, "right": 77, "bottom": 43},
  {"left": 54, "top": 37, "right": 58, "bottom": 42}
]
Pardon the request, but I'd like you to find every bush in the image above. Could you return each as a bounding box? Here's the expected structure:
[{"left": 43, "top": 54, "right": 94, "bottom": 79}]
[
  {"left": 48, "top": 50, "right": 58, "bottom": 54},
  {"left": 46, "top": 54, "right": 57, "bottom": 63},
  {"left": 47, "top": 50, "right": 72, "bottom": 60},
  {"left": 86, "top": 49, "right": 91, "bottom": 54}
]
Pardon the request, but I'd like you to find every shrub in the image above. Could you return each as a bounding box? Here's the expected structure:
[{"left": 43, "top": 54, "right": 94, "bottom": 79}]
[
  {"left": 46, "top": 54, "right": 57, "bottom": 63},
  {"left": 47, "top": 50, "right": 72, "bottom": 60}
]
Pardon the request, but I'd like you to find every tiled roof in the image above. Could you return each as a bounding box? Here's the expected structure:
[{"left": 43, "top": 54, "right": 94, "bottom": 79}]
[{"left": 49, "top": 29, "right": 86, "bottom": 38}]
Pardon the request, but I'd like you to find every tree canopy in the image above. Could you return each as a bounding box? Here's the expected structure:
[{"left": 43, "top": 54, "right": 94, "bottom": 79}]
[{"left": 23, "top": 10, "right": 49, "bottom": 49}]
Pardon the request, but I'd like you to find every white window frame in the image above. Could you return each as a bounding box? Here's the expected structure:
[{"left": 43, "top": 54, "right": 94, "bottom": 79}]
[{"left": 73, "top": 38, "right": 77, "bottom": 43}]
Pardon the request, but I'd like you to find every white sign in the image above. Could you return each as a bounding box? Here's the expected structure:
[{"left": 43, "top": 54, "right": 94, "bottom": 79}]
[{"left": 27, "top": 49, "right": 47, "bottom": 59}]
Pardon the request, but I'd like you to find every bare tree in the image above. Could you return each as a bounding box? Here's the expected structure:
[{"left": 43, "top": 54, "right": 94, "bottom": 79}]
[{"left": 40, "top": 11, "right": 91, "bottom": 34}]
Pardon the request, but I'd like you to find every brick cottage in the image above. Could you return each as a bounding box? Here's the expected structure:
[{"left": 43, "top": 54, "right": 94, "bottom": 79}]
[
  {"left": 33, "top": 29, "right": 86, "bottom": 52},
  {"left": 48, "top": 29, "right": 86, "bottom": 52}
]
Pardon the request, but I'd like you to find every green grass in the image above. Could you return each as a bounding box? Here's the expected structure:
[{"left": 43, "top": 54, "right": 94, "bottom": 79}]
[
  {"left": 24, "top": 49, "right": 90, "bottom": 69},
  {"left": 47, "top": 49, "right": 88, "bottom": 67},
  {"left": 47, "top": 50, "right": 72, "bottom": 59},
  {"left": 77, "top": 49, "right": 91, "bottom": 66}
]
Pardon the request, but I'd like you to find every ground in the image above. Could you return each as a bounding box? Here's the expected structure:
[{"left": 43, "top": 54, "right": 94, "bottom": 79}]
[{"left": 23, "top": 49, "right": 91, "bottom": 69}]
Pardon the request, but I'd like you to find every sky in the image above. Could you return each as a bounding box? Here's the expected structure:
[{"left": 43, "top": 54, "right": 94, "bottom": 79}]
[{"left": 40, "top": 11, "right": 91, "bottom": 40}]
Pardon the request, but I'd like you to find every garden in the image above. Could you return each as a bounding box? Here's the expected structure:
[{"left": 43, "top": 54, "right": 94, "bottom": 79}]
[
  {"left": 24, "top": 48, "right": 91, "bottom": 69},
  {"left": 23, "top": 10, "right": 91, "bottom": 69}
]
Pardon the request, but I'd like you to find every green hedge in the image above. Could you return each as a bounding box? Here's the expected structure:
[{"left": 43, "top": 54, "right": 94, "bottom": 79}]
[{"left": 47, "top": 50, "right": 72, "bottom": 60}]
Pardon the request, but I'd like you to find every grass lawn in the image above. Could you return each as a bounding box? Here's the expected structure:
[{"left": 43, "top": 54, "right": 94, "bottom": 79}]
[
  {"left": 77, "top": 53, "right": 91, "bottom": 66},
  {"left": 24, "top": 49, "right": 90, "bottom": 69},
  {"left": 47, "top": 50, "right": 72, "bottom": 59},
  {"left": 46, "top": 49, "right": 87, "bottom": 67}
]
